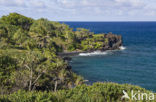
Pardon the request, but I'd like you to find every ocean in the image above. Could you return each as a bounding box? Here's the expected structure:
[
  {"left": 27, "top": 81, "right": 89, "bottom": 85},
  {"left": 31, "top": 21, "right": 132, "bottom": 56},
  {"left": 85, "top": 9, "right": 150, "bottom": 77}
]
[{"left": 63, "top": 22, "right": 156, "bottom": 92}]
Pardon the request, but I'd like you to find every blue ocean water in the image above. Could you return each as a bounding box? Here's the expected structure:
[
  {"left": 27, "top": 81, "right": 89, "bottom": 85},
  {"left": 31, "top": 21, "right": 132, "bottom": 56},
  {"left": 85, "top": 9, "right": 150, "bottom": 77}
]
[{"left": 64, "top": 22, "right": 156, "bottom": 91}]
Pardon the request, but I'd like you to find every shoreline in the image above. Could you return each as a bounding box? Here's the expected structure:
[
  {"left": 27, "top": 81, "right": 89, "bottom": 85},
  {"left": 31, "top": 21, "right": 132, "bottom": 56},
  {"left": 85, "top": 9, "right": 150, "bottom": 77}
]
[
  {"left": 58, "top": 47, "right": 122, "bottom": 57},
  {"left": 58, "top": 51, "right": 86, "bottom": 56}
]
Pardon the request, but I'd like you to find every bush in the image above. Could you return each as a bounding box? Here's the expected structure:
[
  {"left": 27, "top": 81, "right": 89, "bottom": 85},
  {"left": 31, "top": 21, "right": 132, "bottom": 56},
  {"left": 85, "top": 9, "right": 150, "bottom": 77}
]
[{"left": 0, "top": 83, "right": 154, "bottom": 102}]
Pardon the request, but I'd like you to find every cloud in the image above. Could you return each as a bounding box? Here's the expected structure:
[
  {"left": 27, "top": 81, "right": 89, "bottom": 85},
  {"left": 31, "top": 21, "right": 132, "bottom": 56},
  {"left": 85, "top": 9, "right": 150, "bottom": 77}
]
[
  {"left": 0, "top": 0, "right": 47, "bottom": 8},
  {"left": 0, "top": 0, "right": 156, "bottom": 21},
  {"left": 0, "top": 0, "right": 26, "bottom": 7},
  {"left": 115, "top": 0, "right": 144, "bottom": 7},
  {"left": 29, "top": 0, "right": 46, "bottom": 8}
]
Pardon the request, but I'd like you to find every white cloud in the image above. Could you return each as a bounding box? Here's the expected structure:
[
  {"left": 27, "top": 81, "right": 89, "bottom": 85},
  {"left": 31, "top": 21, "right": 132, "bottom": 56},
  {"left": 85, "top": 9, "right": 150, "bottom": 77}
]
[
  {"left": 0, "top": 0, "right": 156, "bottom": 21},
  {"left": 115, "top": 0, "right": 145, "bottom": 8},
  {"left": 0, "top": 0, "right": 26, "bottom": 7},
  {"left": 0, "top": 0, "right": 47, "bottom": 8},
  {"left": 29, "top": 0, "right": 46, "bottom": 8}
]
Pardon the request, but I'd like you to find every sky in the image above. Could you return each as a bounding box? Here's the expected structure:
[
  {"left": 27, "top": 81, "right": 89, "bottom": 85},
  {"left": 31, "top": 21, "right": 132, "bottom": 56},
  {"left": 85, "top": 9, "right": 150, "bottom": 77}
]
[{"left": 0, "top": 0, "right": 156, "bottom": 21}]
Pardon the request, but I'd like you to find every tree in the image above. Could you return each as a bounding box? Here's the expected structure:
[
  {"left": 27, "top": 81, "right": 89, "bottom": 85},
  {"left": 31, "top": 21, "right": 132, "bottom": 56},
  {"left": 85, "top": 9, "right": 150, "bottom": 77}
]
[
  {"left": 75, "top": 28, "right": 93, "bottom": 41},
  {"left": 0, "top": 13, "right": 33, "bottom": 30},
  {"left": 0, "top": 24, "right": 18, "bottom": 44},
  {"left": 0, "top": 55, "right": 17, "bottom": 94},
  {"left": 13, "top": 28, "right": 29, "bottom": 47},
  {"left": 29, "top": 18, "right": 55, "bottom": 37},
  {"left": 15, "top": 51, "right": 48, "bottom": 91}
]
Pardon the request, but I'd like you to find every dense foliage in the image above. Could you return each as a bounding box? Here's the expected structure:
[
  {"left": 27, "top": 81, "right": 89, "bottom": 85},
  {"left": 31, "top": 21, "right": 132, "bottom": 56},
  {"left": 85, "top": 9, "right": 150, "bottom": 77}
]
[
  {"left": 0, "top": 13, "right": 120, "bottom": 94},
  {"left": 0, "top": 13, "right": 87, "bottom": 94},
  {"left": 0, "top": 13, "right": 151, "bottom": 102},
  {"left": 0, "top": 83, "right": 154, "bottom": 102},
  {"left": 0, "top": 13, "right": 122, "bottom": 52}
]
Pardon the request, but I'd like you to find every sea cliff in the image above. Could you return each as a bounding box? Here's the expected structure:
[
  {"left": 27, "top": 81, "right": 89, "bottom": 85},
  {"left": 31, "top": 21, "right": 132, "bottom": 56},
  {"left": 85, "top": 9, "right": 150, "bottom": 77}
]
[{"left": 59, "top": 33, "right": 122, "bottom": 56}]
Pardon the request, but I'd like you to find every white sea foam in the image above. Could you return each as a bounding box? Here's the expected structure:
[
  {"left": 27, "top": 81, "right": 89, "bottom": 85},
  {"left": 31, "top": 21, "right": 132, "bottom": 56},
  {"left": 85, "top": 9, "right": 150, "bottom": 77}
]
[
  {"left": 79, "top": 51, "right": 108, "bottom": 56},
  {"left": 119, "top": 46, "right": 126, "bottom": 50},
  {"left": 79, "top": 46, "right": 126, "bottom": 56}
]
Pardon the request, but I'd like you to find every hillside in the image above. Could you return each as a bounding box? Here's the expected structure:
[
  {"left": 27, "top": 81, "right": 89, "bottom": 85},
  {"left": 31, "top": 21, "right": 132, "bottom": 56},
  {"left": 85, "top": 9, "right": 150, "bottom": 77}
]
[{"left": 0, "top": 13, "right": 153, "bottom": 102}]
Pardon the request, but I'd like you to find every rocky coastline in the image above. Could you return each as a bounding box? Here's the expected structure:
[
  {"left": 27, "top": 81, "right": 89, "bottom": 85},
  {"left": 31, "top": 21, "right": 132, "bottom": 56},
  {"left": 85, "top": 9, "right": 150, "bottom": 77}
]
[{"left": 58, "top": 33, "right": 122, "bottom": 57}]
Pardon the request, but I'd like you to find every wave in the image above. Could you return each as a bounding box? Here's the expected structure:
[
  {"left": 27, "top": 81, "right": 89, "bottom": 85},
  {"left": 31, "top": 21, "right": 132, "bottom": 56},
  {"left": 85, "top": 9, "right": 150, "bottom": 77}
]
[
  {"left": 119, "top": 46, "right": 126, "bottom": 50},
  {"left": 79, "top": 46, "right": 126, "bottom": 56},
  {"left": 79, "top": 51, "right": 109, "bottom": 56}
]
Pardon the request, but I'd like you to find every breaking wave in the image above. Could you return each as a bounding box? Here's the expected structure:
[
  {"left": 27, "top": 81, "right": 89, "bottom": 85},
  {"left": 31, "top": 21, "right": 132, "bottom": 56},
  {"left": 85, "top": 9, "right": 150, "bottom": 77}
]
[
  {"left": 79, "top": 51, "right": 109, "bottom": 56},
  {"left": 79, "top": 46, "right": 126, "bottom": 56},
  {"left": 119, "top": 46, "right": 126, "bottom": 50}
]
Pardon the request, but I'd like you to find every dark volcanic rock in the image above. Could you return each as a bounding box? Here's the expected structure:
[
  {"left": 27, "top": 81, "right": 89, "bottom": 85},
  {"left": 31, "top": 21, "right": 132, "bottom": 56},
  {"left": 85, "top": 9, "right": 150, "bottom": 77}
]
[
  {"left": 103, "top": 33, "right": 122, "bottom": 50},
  {"left": 63, "top": 57, "right": 72, "bottom": 61}
]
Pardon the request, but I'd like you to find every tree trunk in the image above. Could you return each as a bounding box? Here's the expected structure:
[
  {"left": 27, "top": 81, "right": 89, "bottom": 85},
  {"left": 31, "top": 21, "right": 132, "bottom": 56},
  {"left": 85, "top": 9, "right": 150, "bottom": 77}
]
[
  {"left": 29, "top": 68, "right": 32, "bottom": 91},
  {"left": 54, "top": 81, "right": 58, "bottom": 92}
]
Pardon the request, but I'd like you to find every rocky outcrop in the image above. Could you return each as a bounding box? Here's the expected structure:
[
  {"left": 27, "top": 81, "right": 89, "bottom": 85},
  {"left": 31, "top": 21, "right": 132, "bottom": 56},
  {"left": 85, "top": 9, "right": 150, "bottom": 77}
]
[
  {"left": 59, "top": 33, "right": 122, "bottom": 56},
  {"left": 103, "top": 33, "right": 122, "bottom": 50}
]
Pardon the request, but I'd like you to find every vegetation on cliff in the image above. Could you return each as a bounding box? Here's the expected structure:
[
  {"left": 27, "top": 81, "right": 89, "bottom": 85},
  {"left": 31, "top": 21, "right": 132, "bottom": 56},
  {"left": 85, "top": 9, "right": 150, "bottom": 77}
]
[{"left": 0, "top": 13, "right": 152, "bottom": 102}]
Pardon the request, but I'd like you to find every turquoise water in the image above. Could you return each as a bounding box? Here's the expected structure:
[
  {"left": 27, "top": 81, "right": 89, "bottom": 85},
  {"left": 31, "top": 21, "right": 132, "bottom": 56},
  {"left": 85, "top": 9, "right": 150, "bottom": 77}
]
[{"left": 64, "top": 22, "right": 156, "bottom": 91}]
